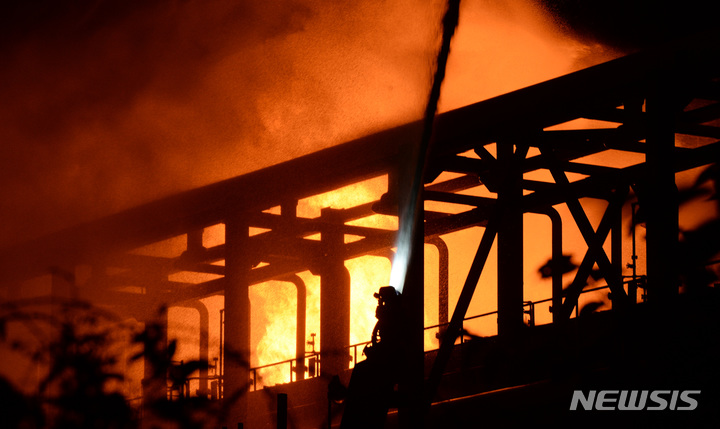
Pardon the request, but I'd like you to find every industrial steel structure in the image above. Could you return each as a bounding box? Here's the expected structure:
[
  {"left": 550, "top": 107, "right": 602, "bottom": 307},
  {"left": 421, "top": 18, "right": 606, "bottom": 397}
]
[{"left": 2, "top": 29, "right": 720, "bottom": 427}]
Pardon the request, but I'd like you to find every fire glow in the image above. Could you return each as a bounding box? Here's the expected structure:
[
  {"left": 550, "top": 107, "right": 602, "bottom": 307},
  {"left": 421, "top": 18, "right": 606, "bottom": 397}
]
[{"left": 0, "top": 0, "right": 654, "bottom": 408}]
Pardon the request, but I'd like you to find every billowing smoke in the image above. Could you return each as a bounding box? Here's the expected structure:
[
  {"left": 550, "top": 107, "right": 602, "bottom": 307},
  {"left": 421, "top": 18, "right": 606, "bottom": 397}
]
[
  {"left": 0, "top": 0, "right": 627, "bottom": 252},
  {"left": 536, "top": 0, "right": 718, "bottom": 51},
  {"left": 1, "top": 1, "right": 673, "bottom": 425},
  {"left": 0, "top": 0, "right": 441, "bottom": 247}
]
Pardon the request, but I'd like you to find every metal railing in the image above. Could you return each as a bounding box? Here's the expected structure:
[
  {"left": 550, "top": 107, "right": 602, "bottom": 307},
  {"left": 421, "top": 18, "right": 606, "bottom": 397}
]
[
  {"left": 249, "top": 352, "right": 320, "bottom": 391},
  {"left": 215, "top": 282, "right": 632, "bottom": 394},
  {"left": 129, "top": 280, "right": 640, "bottom": 403}
]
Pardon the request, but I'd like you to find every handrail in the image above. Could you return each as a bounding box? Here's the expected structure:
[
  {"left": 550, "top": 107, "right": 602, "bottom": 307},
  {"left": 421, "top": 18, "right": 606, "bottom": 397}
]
[
  {"left": 171, "top": 281, "right": 627, "bottom": 397},
  {"left": 241, "top": 281, "right": 624, "bottom": 391},
  {"left": 248, "top": 352, "right": 321, "bottom": 391}
]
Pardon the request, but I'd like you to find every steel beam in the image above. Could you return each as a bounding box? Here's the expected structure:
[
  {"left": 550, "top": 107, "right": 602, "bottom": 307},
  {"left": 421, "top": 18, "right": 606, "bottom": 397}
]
[
  {"left": 497, "top": 142, "right": 527, "bottom": 336},
  {"left": 223, "top": 213, "right": 252, "bottom": 427},
  {"left": 555, "top": 187, "right": 630, "bottom": 318},
  {"left": 645, "top": 77, "right": 680, "bottom": 302},
  {"left": 426, "top": 215, "right": 498, "bottom": 403},
  {"left": 317, "top": 208, "right": 351, "bottom": 377}
]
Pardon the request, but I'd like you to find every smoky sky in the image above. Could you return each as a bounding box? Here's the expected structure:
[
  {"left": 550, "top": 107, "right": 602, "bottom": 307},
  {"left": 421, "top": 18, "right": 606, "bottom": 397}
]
[
  {"left": 2, "top": 0, "right": 708, "bottom": 250},
  {"left": 537, "top": 0, "right": 718, "bottom": 51},
  {"left": 1, "top": 0, "right": 306, "bottom": 242},
  {"left": 0, "top": 0, "right": 440, "bottom": 247}
]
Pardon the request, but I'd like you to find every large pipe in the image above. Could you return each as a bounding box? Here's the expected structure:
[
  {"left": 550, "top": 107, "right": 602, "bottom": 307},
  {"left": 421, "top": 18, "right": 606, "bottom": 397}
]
[
  {"left": 174, "top": 300, "right": 210, "bottom": 398},
  {"left": 372, "top": 236, "right": 449, "bottom": 340},
  {"left": 280, "top": 274, "right": 307, "bottom": 382},
  {"left": 276, "top": 202, "right": 308, "bottom": 380},
  {"left": 530, "top": 207, "right": 563, "bottom": 324},
  {"left": 390, "top": 0, "right": 460, "bottom": 294},
  {"left": 425, "top": 236, "right": 449, "bottom": 331}
]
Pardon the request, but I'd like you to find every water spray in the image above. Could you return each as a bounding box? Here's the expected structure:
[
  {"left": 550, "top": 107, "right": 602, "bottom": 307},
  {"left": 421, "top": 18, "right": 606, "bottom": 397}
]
[
  {"left": 389, "top": 0, "right": 461, "bottom": 294},
  {"left": 340, "top": 3, "right": 462, "bottom": 427}
]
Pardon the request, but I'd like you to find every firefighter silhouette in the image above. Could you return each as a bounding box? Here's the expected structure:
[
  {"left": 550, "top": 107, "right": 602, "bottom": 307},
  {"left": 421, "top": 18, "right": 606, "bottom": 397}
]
[
  {"left": 340, "top": 286, "right": 402, "bottom": 429},
  {"left": 364, "top": 286, "right": 402, "bottom": 360}
]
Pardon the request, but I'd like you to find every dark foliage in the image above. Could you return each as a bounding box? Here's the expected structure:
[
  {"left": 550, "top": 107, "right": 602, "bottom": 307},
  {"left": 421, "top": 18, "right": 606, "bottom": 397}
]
[{"left": 0, "top": 301, "right": 221, "bottom": 429}]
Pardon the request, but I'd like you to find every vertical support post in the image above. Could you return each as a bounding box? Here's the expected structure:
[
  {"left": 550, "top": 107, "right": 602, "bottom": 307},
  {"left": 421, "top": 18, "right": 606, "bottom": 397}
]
[
  {"left": 278, "top": 202, "right": 307, "bottom": 381},
  {"left": 645, "top": 80, "right": 679, "bottom": 303},
  {"left": 198, "top": 303, "right": 209, "bottom": 397},
  {"left": 547, "top": 209, "right": 563, "bottom": 324},
  {"left": 219, "top": 309, "right": 224, "bottom": 397},
  {"left": 295, "top": 277, "right": 307, "bottom": 382},
  {"left": 398, "top": 196, "right": 425, "bottom": 429},
  {"left": 280, "top": 203, "right": 307, "bottom": 381},
  {"left": 394, "top": 137, "right": 426, "bottom": 428},
  {"left": 611, "top": 192, "right": 624, "bottom": 308},
  {"left": 319, "top": 208, "right": 351, "bottom": 377},
  {"left": 277, "top": 393, "right": 288, "bottom": 429},
  {"left": 497, "top": 141, "right": 524, "bottom": 336},
  {"left": 224, "top": 213, "right": 252, "bottom": 426}
]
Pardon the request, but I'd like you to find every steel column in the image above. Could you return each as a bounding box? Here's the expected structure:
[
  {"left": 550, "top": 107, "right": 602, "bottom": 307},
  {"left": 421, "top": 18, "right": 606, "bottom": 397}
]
[
  {"left": 318, "top": 208, "right": 351, "bottom": 377},
  {"left": 645, "top": 79, "right": 680, "bottom": 302},
  {"left": 398, "top": 201, "right": 425, "bottom": 429},
  {"left": 224, "top": 214, "right": 252, "bottom": 426},
  {"left": 497, "top": 142, "right": 525, "bottom": 336}
]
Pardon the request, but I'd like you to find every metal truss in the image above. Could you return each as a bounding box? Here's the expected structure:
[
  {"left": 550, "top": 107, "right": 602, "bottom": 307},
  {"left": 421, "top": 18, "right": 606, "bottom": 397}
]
[{"left": 2, "top": 28, "right": 720, "bottom": 426}]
